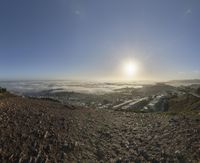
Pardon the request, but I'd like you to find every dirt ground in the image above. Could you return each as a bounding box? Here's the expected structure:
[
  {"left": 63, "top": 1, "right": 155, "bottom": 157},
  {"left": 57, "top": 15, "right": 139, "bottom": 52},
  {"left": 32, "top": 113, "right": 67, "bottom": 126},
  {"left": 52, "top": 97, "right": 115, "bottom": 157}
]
[{"left": 0, "top": 95, "right": 200, "bottom": 162}]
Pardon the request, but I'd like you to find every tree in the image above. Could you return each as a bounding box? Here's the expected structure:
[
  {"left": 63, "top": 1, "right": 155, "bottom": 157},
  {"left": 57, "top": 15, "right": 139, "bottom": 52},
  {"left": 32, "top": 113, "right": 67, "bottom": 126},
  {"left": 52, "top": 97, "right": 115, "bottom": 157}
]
[{"left": 0, "top": 87, "right": 7, "bottom": 93}]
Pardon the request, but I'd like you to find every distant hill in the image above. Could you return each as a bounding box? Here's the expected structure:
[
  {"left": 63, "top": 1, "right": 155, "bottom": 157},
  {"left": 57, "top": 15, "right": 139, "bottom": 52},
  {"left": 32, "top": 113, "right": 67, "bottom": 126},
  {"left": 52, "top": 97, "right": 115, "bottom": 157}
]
[{"left": 166, "top": 79, "right": 200, "bottom": 86}]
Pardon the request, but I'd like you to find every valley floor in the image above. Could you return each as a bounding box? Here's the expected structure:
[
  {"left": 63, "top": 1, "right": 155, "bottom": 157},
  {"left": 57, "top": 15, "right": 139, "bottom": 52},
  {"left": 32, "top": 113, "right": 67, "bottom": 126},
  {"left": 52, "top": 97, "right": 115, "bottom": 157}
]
[{"left": 0, "top": 95, "right": 200, "bottom": 162}]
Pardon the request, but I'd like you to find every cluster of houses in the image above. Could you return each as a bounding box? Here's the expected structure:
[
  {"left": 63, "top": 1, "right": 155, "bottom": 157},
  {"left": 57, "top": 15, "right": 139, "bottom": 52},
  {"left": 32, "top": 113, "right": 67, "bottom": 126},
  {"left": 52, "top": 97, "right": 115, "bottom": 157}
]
[{"left": 113, "top": 94, "right": 169, "bottom": 112}]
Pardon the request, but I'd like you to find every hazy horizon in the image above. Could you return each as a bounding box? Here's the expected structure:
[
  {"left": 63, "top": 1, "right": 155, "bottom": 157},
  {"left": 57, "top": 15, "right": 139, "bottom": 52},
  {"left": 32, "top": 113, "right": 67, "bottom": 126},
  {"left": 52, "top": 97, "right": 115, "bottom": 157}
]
[
  {"left": 1, "top": 78, "right": 200, "bottom": 83},
  {"left": 0, "top": 0, "right": 200, "bottom": 81}
]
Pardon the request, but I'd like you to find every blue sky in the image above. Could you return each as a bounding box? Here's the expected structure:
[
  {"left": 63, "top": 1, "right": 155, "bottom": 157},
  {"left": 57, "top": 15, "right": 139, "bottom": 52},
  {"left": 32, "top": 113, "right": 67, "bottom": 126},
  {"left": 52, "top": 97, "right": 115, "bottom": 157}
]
[{"left": 0, "top": 0, "right": 200, "bottom": 81}]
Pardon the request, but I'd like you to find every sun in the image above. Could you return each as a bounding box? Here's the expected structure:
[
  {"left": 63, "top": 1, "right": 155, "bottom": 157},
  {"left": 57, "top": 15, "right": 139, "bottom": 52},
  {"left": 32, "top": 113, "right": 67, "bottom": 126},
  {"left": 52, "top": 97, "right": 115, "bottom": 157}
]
[{"left": 123, "top": 61, "right": 138, "bottom": 77}]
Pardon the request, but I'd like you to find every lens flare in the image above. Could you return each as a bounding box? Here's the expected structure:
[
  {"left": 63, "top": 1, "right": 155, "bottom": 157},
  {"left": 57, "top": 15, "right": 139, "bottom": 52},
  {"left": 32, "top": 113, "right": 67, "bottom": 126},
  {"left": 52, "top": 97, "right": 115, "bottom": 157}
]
[{"left": 123, "top": 61, "right": 138, "bottom": 77}]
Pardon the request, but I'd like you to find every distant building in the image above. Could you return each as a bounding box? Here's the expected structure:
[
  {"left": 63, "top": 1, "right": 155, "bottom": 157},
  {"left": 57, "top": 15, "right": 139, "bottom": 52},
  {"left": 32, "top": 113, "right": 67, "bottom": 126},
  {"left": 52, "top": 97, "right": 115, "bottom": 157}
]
[
  {"left": 143, "top": 95, "right": 168, "bottom": 112},
  {"left": 121, "top": 97, "right": 149, "bottom": 110}
]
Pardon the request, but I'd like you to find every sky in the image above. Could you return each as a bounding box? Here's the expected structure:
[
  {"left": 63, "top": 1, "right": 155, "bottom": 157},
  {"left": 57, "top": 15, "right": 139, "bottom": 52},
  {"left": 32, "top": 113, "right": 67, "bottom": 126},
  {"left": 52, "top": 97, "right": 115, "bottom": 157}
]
[{"left": 0, "top": 0, "right": 200, "bottom": 81}]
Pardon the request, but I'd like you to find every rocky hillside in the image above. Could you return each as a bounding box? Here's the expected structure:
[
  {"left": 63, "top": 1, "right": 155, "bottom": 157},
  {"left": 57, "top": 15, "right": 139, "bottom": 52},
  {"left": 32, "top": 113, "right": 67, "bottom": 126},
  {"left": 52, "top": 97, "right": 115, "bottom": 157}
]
[
  {"left": 0, "top": 92, "right": 200, "bottom": 162},
  {"left": 169, "top": 94, "right": 200, "bottom": 112}
]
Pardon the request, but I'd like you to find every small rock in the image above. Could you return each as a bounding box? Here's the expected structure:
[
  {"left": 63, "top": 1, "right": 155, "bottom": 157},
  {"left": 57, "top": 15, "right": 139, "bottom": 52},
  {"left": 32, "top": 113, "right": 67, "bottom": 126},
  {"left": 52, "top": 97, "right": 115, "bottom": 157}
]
[
  {"left": 147, "top": 135, "right": 152, "bottom": 140},
  {"left": 62, "top": 141, "right": 76, "bottom": 153},
  {"left": 44, "top": 131, "right": 48, "bottom": 139},
  {"left": 116, "top": 157, "right": 122, "bottom": 163}
]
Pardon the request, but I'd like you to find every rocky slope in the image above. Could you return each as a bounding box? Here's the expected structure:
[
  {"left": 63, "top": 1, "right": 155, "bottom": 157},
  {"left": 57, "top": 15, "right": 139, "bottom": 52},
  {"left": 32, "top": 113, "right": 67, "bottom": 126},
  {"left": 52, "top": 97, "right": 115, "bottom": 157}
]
[
  {"left": 169, "top": 94, "right": 200, "bottom": 112},
  {"left": 0, "top": 93, "right": 200, "bottom": 162}
]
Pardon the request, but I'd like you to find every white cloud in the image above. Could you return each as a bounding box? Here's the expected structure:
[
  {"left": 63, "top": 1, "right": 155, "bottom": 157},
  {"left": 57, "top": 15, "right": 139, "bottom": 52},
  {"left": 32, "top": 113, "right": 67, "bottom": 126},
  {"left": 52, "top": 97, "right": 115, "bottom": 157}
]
[
  {"left": 185, "top": 9, "right": 192, "bottom": 15},
  {"left": 178, "top": 71, "right": 186, "bottom": 75},
  {"left": 194, "top": 70, "right": 200, "bottom": 74},
  {"left": 75, "top": 10, "right": 80, "bottom": 15}
]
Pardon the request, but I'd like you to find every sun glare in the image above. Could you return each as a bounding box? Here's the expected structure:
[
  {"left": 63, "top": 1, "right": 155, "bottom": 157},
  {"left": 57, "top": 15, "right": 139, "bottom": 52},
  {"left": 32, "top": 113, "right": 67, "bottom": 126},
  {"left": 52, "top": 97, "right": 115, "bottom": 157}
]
[{"left": 123, "top": 61, "right": 138, "bottom": 77}]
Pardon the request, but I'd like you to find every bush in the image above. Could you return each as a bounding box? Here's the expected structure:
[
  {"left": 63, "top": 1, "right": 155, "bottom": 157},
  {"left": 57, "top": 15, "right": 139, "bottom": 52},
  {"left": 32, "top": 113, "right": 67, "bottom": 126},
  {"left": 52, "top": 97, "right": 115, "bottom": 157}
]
[
  {"left": 0, "top": 87, "right": 7, "bottom": 93},
  {"left": 196, "top": 87, "right": 200, "bottom": 95}
]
